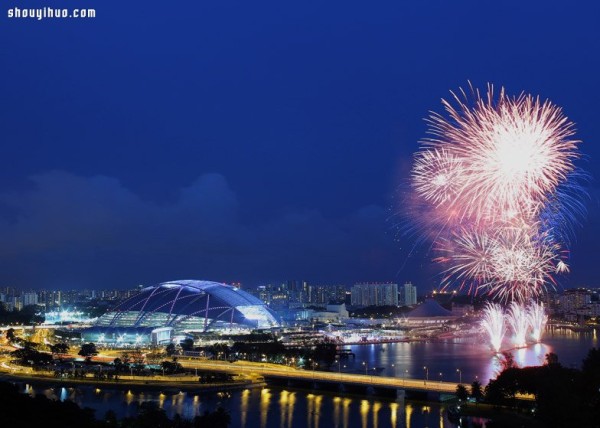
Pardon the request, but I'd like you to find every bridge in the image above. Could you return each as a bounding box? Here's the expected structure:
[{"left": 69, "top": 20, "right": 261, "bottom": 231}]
[{"left": 179, "top": 359, "right": 461, "bottom": 401}]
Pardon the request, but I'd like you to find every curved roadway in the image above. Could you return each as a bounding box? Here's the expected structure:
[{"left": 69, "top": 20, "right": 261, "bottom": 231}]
[{"left": 179, "top": 359, "right": 459, "bottom": 394}]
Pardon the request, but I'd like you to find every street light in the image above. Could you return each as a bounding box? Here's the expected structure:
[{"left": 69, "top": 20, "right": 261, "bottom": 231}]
[
  {"left": 456, "top": 368, "right": 462, "bottom": 384},
  {"left": 404, "top": 369, "right": 408, "bottom": 386},
  {"left": 391, "top": 363, "right": 396, "bottom": 378},
  {"left": 439, "top": 372, "right": 443, "bottom": 385},
  {"left": 423, "top": 366, "right": 428, "bottom": 386},
  {"left": 363, "top": 361, "right": 368, "bottom": 376}
]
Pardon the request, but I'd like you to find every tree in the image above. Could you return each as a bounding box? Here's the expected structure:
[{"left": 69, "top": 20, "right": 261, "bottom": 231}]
[
  {"left": 21, "top": 340, "right": 39, "bottom": 350},
  {"left": 581, "top": 347, "right": 600, "bottom": 376},
  {"left": 166, "top": 343, "right": 177, "bottom": 356},
  {"left": 49, "top": 343, "right": 69, "bottom": 356},
  {"left": 209, "top": 343, "right": 230, "bottom": 360},
  {"left": 104, "top": 410, "right": 118, "bottom": 428},
  {"left": 161, "top": 360, "right": 183, "bottom": 374},
  {"left": 455, "top": 384, "right": 469, "bottom": 401},
  {"left": 194, "top": 407, "right": 231, "bottom": 428},
  {"left": 78, "top": 343, "right": 98, "bottom": 358},
  {"left": 313, "top": 342, "right": 337, "bottom": 366},
  {"left": 500, "top": 351, "right": 516, "bottom": 371},
  {"left": 180, "top": 338, "right": 194, "bottom": 352},
  {"left": 11, "top": 344, "right": 52, "bottom": 365},
  {"left": 580, "top": 347, "right": 600, "bottom": 422},
  {"left": 6, "top": 328, "right": 15, "bottom": 342},
  {"left": 135, "top": 402, "right": 171, "bottom": 428},
  {"left": 470, "top": 380, "right": 483, "bottom": 402},
  {"left": 130, "top": 348, "right": 145, "bottom": 365},
  {"left": 145, "top": 350, "right": 166, "bottom": 365},
  {"left": 113, "top": 357, "right": 127, "bottom": 373},
  {"left": 545, "top": 352, "right": 560, "bottom": 367},
  {"left": 0, "top": 380, "right": 96, "bottom": 427}
]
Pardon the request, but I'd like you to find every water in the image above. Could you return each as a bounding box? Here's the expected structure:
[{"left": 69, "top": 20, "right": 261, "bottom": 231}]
[
  {"left": 15, "top": 328, "right": 599, "bottom": 428},
  {"left": 22, "top": 384, "right": 460, "bottom": 428},
  {"left": 343, "top": 326, "right": 598, "bottom": 385}
]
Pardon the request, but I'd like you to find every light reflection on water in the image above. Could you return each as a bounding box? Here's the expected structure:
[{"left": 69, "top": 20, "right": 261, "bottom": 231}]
[
  {"left": 343, "top": 397, "right": 351, "bottom": 428},
  {"left": 14, "top": 329, "right": 596, "bottom": 428},
  {"left": 373, "top": 401, "right": 382, "bottom": 428},
  {"left": 389, "top": 402, "right": 398, "bottom": 428},
  {"left": 347, "top": 327, "right": 597, "bottom": 384},
  {"left": 240, "top": 388, "right": 249, "bottom": 427},
  {"left": 405, "top": 403, "right": 413, "bottom": 428},
  {"left": 20, "top": 384, "right": 459, "bottom": 428},
  {"left": 261, "top": 388, "right": 271, "bottom": 428},
  {"left": 360, "top": 399, "right": 369, "bottom": 428}
]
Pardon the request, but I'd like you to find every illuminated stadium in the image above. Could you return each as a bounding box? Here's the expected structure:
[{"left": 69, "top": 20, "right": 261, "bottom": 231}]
[{"left": 81, "top": 280, "right": 281, "bottom": 345}]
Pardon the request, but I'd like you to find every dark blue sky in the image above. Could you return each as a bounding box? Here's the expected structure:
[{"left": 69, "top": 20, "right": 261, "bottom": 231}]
[{"left": 2, "top": 1, "right": 599, "bottom": 291}]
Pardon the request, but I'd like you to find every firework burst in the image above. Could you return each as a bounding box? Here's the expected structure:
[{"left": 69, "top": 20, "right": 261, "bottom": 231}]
[
  {"left": 412, "top": 148, "right": 464, "bottom": 206},
  {"left": 410, "top": 83, "right": 585, "bottom": 303},
  {"left": 437, "top": 225, "right": 561, "bottom": 302},
  {"left": 421, "top": 86, "right": 579, "bottom": 224}
]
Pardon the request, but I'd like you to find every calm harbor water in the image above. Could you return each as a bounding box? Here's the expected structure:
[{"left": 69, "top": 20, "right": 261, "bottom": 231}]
[
  {"left": 343, "top": 326, "right": 598, "bottom": 385},
  {"left": 16, "top": 328, "right": 599, "bottom": 428}
]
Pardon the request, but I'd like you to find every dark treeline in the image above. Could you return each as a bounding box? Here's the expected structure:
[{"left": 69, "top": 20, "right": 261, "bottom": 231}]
[
  {"left": 461, "top": 348, "right": 600, "bottom": 428},
  {"left": 213, "top": 339, "right": 338, "bottom": 368},
  {"left": 0, "top": 305, "right": 44, "bottom": 325},
  {"left": 0, "top": 381, "right": 231, "bottom": 428},
  {"left": 172, "top": 333, "right": 339, "bottom": 369}
]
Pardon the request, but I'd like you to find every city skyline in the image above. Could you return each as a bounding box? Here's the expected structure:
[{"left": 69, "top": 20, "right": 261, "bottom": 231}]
[{"left": 2, "top": 2, "right": 600, "bottom": 291}]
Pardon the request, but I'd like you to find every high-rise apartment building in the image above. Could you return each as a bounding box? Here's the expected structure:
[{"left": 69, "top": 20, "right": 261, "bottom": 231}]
[
  {"left": 287, "top": 280, "right": 310, "bottom": 305},
  {"left": 399, "top": 282, "right": 417, "bottom": 306},
  {"left": 21, "top": 292, "right": 38, "bottom": 307},
  {"left": 351, "top": 282, "right": 398, "bottom": 307},
  {"left": 560, "top": 288, "right": 591, "bottom": 313}
]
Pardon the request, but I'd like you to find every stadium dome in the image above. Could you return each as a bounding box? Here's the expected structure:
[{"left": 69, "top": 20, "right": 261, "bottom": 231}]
[{"left": 81, "top": 280, "right": 280, "bottom": 345}]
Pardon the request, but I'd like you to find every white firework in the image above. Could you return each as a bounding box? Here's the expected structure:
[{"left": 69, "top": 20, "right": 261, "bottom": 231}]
[
  {"left": 527, "top": 301, "right": 548, "bottom": 342},
  {"left": 481, "top": 302, "right": 506, "bottom": 352},
  {"left": 506, "top": 301, "right": 529, "bottom": 348}
]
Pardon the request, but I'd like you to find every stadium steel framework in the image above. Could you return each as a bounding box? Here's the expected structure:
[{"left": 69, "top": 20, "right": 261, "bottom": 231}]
[{"left": 81, "top": 280, "right": 280, "bottom": 345}]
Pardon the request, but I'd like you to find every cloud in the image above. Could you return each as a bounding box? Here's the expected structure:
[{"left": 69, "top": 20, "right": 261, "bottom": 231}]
[{"left": 0, "top": 171, "right": 403, "bottom": 289}]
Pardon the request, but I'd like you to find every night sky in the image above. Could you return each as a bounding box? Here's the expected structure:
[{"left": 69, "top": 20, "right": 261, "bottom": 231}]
[{"left": 2, "top": 1, "right": 600, "bottom": 291}]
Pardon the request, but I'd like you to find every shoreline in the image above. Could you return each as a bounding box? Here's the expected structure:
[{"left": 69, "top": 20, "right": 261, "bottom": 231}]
[{"left": 0, "top": 371, "right": 263, "bottom": 394}]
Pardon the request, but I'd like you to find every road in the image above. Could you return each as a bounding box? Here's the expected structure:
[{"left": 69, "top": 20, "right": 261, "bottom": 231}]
[{"left": 178, "top": 359, "right": 459, "bottom": 394}]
